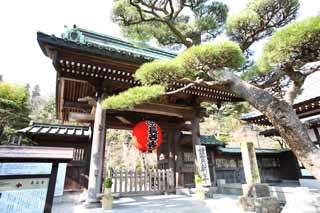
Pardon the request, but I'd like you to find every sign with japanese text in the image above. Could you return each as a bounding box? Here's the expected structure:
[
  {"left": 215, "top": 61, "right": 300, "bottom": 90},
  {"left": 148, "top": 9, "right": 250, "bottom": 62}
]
[
  {"left": 195, "top": 145, "right": 211, "bottom": 186},
  {"left": 0, "top": 162, "right": 67, "bottom": 212}
]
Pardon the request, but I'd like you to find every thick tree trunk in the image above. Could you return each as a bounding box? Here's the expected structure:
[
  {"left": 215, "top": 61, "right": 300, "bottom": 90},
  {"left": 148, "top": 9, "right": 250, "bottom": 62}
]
[{"left": 218, "top": 70, "right": 320, "bottom": 180}]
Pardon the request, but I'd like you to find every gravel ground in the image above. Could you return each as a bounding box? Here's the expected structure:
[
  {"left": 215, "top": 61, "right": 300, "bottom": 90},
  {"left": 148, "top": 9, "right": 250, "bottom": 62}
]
[{"left": 53, "top": 194, "right": 246, "bottom": 213}]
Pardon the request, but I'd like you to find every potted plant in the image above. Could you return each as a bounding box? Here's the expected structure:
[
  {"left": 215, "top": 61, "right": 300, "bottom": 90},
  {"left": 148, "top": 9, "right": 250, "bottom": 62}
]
[
  {"left": 102, "top": 177, "right": 113, "bottom": 210},
  {"left": 195, "top": 175, "right": 206, "bottom": 200}
]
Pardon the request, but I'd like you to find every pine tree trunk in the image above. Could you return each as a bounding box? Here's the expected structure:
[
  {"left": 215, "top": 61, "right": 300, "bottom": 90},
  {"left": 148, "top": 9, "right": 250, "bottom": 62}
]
[{"left": 219, "top": 70, "right": 320, "bottom": 180}]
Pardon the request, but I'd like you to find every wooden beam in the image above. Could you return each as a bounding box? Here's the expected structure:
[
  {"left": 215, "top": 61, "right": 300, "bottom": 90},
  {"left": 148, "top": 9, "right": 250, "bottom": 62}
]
[
  {"left": 0, "top": 146, "right": 73, "bottom": 162},
  {"left": 64, "top": 101, "right": 92, "bottom": 110},
  {"left": 298, "top": 108, "right": 320, "bottom": 119},
  {"left": 68, "top": 111, "right": 192, "bottom": 130},
  {"left": 69, "top": 112, "right": 95, "bottom": 122},
  {"left": 128, "top": 103, "right": 197, "bottom": 119},
  {"left": 58, "top": 79, "right": 65, "bottom": 121}
]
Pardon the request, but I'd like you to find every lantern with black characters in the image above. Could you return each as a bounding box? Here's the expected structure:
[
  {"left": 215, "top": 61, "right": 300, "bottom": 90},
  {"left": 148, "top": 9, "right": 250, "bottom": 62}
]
[{"left": 132, "top": 120, "right": 162, "bottom": 152}]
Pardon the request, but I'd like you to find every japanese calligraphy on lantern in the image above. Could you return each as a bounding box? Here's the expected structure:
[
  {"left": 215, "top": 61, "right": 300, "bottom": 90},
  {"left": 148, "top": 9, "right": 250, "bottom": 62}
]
[{"left": 195, "top": 145, "right": 211, "bottom": 186}]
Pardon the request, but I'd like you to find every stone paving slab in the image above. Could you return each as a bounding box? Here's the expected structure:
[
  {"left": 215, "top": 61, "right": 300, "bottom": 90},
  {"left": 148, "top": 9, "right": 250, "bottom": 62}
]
[{"left": 53, "top": 194, "right": 246, "bottom": 213}]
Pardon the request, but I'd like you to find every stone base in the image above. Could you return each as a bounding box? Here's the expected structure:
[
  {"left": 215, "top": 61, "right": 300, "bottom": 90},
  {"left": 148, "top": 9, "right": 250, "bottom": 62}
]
[
  {"left": 83, "top": 201, "right": 101, "bottom": 209},
  {"left": 242, "top": 183, "right": 270, "bottom": 198},
  {"left": 238, "top": 196, "right": 280, "bottom": 213}
]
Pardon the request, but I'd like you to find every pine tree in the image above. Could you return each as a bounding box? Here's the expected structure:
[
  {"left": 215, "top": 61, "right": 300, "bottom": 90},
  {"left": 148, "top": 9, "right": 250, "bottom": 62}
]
[{"left": 108, "top": 0, "right": 320, "bottom": 179}]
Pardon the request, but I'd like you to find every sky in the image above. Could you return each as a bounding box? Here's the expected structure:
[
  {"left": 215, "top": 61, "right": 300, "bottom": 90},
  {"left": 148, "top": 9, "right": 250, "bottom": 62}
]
[{"left": 0, "top": 0, "right": 319, "bottom": 97}]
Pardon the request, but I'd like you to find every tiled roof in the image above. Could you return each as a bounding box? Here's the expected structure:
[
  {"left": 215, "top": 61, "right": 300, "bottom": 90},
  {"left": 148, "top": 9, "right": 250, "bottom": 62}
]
[
  {"left": 259, "top": 116, "right": 320, "bottom": 137},
  {"left": 200, "top": 135, "right": 225, "bottom": 146},
  {"left": 39, "top": 25, "right": 176, "bottom": 63},
  {"left": 18, "top": 122, "right": 91, "bottom": 138},
  {"left": 217, "top": 147, "right": 288, "bottom": 154},
  {"left": 241, "top": 96, "right": 320, "bottom": 125}
]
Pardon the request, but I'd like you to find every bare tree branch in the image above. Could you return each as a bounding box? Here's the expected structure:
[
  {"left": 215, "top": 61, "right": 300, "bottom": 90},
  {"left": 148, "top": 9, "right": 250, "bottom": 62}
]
[
  {"left": 165, "top": 82, "right": 195, "bottom": 95},
  {"left": 299, "top": 61, "right": 320, "bottom": 75},
  {"left": 165, "top": 78, "right": 203, "bottom": 95}
]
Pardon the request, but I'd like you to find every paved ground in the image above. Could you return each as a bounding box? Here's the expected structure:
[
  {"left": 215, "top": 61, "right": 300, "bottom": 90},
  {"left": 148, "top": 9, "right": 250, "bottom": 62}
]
[{"left": 53, "top": 194, "right": 246, "bottom": 213}]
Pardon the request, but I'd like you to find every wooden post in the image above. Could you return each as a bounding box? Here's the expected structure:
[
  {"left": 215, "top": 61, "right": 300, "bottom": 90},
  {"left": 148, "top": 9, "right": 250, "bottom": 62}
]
[
  {"left": 119, "top": 169, "right": 123, "bottom": 193},
  {"left": 191, "top": 117, "right": 201, "bottom": 187},
  {"left": 143, "top": 170, "right": 147, "bottom": 192},
  {"left": 86, "top": 95, "right": 107, "bottom": 205},
  {"left": 114, "top": 169, "right": 118, "bottom": 193},
  {"left": 44, "top": 162, "right": 59, "bottom": 213},
  {"left": 149, "top": 170, "right": 152, "bottom": 191},
  {"left": 211, "top": 151, "right": 217, "bottom": 186},
  {"left": 168, "top": 130, "right": 177, "bottom": 189},
  {"left": 313, "top": 127, "right": 320, "bottom": 145},
  {"left": 124, "top": 169, "right": 128, "bottom": 193}
]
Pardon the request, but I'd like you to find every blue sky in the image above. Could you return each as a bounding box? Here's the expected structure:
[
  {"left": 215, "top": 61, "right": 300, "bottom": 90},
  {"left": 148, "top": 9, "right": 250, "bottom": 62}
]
[{"left": 0, "top": 0, "right": 319, "bottom": 96}]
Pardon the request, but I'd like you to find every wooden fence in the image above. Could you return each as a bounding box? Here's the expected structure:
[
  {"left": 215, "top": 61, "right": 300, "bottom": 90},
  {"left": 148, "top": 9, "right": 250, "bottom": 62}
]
[{"left": 110, "top": 169, "right": 175, "bottom": 196}]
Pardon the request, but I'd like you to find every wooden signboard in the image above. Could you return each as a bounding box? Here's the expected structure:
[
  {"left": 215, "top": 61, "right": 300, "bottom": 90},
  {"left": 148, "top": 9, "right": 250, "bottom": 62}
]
[
  {"left": 0, "top": 146, "right": 73, "bottom": 213},
  {"left": 195, "top": 145, "right": 211, "bottom": 186}
]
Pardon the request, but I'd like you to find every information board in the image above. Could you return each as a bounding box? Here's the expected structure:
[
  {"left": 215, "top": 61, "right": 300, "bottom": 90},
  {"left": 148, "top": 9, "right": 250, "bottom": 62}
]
[
  {"left": 0, "top": 178, "right": 49, "bottom": 213},
  {"left": 0, "top": 162, "right": 67, "bottom": 196}
]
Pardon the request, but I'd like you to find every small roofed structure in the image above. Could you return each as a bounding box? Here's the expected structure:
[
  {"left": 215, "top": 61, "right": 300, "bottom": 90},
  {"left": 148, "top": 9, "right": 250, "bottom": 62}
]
[
  {"left": 18, "top": 123, "right": 92, "bottom": 141},
  {"left": 19, "top": 123, "right": 92, "bottom": 192}
]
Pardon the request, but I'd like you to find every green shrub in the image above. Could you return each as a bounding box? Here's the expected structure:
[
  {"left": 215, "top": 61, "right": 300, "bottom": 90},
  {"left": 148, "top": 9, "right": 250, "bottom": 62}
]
[
  {"left": 195, "top": 174, "right": 203, "bottom": 185},
  {"left": 104, "top": 177, "right": 113, "bottom": 188}
]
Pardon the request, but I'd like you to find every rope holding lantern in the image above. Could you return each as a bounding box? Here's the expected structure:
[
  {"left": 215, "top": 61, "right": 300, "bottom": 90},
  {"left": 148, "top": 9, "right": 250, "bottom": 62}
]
[{"left": 132, "top": 120, "right": 162, "bottom": 152}]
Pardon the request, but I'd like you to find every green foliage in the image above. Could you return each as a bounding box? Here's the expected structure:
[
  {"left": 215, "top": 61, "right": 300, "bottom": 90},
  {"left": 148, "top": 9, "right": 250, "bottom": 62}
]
[
  {"left": 31, "top": 96, "right": 58, "bottom": 124},
  {"left": 223, "top": 102, "right": 250, "bottom": 117},
  {"left": 226, "top": 0, "right": 299, "bottom": 50},
  {"left": 272, "top": 143, "right": 282, "bottom": 150},
  {"left": 104, "top": 177, "right": 113, "bottom": 188},
  {"left": 0, "top": 82, "right": 30, "bottom": 130},
  {"left": 216, "top": 134, "right": 231, "bottom": 143},
  {"left": 241, "top": 59, "right": 273, "bottom": 80},
  {"left": 135, "top": 60, "right": 195, "bottom": 85},
  {"left": 262, "top": 16, "right": 320, "bottom": 69},
  {"left": 201, "top": 102, "right": 249, "bottom": 138},
  {"left": 112, "top": 0, "right": 229, "bottom": 48},
  {"left": 176, "top": 41, "right": 245, "bottom": 73},
  {"left": 106, "top": 129, "right": 130, "bottom": 144},
  {"left": 225, "top": 10, "right": 260, "bottom": 41},
  {"left": 102, "top": 85, "right": 165, "bottom": 109},
  {"left": 0, "top": 82, "right": 30, "bottom": 143},
  {"left": 195, "top": 174, "right": 203, "bottom": 185}
]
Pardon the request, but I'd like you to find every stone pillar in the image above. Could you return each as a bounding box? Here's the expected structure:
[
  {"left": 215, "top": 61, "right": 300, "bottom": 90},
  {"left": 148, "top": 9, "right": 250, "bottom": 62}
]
[
  {"left": 238, "top": 142, "right": 280, "bottom": 213},
  {"left": 241, "top": 141, "right": 261, "bottom": 185},
  {"left": 85, "top": 96, "right": 106, "bottom": 206},
  {"left": 191, "top": 117, "right": 201, "bottom": 187}
]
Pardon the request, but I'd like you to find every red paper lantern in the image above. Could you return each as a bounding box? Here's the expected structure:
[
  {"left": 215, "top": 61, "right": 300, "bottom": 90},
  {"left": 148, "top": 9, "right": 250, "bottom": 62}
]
[{"left": 132, "top": 120, "right": 162, "bottom": 152}]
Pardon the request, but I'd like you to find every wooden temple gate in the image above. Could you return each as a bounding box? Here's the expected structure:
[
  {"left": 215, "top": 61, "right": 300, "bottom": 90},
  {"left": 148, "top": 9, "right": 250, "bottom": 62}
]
[{"left": 36, "top": 25, "right": 246, "bottom": 205}]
